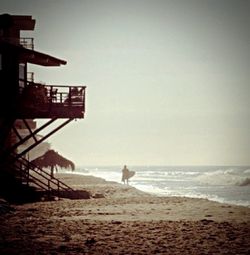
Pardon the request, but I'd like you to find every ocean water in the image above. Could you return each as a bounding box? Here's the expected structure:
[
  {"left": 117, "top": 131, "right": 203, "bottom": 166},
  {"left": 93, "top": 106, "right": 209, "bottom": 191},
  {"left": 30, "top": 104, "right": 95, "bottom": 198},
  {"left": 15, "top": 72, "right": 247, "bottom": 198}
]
[{"left": 71, "top": 166, "right": 250, "bottom": 207}]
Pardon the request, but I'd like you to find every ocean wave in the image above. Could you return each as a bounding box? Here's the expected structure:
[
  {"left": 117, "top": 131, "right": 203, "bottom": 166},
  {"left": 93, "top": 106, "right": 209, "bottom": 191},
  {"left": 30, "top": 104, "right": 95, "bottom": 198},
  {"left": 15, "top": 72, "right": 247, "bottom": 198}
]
[
  {"left": 132, "top": 183, "right": 250, "bottom": 207},
  {"left": 136, "top": 170, "right": 200, "bottom": 178},
  {"left": 244, "top": 169, "right": 250, "bottom": 174},
  {"left": 195, "top": 169, "right": 250, "bottom": 186}
]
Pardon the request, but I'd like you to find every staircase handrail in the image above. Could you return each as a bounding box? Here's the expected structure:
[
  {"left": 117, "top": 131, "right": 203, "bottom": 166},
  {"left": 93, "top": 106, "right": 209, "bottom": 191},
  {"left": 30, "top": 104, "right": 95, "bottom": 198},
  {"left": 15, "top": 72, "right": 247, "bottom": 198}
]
[
  {"left": 11, "top": 162, "right": 49, "bottom": 192},
  {"left": 19, "top": 156, "right": 74, "bottom": 191},
  {"left": 8, "top": 154, "right": 74, "bottom": 192}
]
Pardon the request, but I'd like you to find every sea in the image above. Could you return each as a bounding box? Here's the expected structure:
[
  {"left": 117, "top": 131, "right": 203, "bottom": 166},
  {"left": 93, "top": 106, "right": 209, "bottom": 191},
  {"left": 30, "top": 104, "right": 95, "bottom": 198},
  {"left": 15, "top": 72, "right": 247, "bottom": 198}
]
[{"left": 70, "top": 165, "right": 250, "bottom": 207}]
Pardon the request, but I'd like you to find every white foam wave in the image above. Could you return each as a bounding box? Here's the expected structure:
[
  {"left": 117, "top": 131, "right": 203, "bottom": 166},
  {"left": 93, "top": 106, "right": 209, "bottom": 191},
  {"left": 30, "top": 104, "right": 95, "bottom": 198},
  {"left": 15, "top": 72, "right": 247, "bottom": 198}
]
[
  {"left": 136, "top": 170, "right": 200, "bottom": 177},
  {"left": 244, "top": 169, "right": 250, "bottom": 174},
  {"left": 132, "top": 184, "right": 166, "bottom": 195},
  {"left": 132, "top": 183, "right": 250, "bottom": 207},
  {"left": 195, "top": 169, "right": 250, "bottom": 186}
]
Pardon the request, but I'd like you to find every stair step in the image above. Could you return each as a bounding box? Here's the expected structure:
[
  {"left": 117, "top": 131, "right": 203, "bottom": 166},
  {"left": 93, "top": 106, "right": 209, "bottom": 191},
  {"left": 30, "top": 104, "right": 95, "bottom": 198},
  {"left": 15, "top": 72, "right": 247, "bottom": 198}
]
[{"left": 4, "top": 154, "right": 91, "bottom": 201}]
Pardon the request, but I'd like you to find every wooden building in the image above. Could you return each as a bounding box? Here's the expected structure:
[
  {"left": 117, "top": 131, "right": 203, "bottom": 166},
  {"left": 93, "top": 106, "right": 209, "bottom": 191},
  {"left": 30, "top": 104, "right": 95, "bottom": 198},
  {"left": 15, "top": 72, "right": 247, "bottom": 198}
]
[{"left": 0, "top": 14, "right": 88, "bottom": 203}]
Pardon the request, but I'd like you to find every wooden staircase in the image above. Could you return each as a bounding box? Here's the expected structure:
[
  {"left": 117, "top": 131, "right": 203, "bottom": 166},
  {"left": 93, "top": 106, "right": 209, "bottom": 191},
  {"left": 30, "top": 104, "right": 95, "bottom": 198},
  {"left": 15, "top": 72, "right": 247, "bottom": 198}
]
[{"left": 0, "top": 154, "right": 90, "bottom": 204}]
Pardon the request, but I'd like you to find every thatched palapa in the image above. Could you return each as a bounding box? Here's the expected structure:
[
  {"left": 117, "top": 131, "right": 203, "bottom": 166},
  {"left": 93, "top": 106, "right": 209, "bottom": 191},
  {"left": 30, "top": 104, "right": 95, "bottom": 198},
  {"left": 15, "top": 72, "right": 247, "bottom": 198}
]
[{"left": 31, "top": 150, "right": 75, "bottom": 177}]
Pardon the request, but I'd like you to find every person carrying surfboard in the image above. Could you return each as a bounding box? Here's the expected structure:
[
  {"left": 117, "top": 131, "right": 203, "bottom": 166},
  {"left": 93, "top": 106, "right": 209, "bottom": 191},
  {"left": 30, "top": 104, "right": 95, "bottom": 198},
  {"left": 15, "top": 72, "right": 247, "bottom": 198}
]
[{"left": 121, "top": 165, "right": 135, "bottom": 185}]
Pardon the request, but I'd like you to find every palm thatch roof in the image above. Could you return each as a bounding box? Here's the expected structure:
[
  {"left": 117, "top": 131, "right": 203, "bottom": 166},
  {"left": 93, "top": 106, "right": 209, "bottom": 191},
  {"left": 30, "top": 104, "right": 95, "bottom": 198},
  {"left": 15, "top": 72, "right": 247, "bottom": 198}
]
[{"left": 31, "top": 149, "right": 75, "bottom": 171}]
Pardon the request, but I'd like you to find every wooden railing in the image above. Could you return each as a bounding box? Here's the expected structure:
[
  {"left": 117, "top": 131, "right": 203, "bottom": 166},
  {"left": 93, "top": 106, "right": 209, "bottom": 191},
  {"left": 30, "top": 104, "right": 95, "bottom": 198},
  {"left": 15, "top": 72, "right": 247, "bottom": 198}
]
[
  {"left": 19, "top": 37, "right": 34, "bottom": 50},
  {"left": 8, "top": 154, "right": 74, "bottom": 196},
  {"left": 19, "top": 81, "right": 86, "bottom": 105},
  {"left": 18, "top": 80, "right": 86, "bottom": 118},
  {"left": 45, "top": 84, "right": 86, "bottom": 107},
  {"left": 0, "top": 37, "right": 34, "bottom": 50},
  {"left": 27, "top": 72, "right": 34, "bottom": 82}
]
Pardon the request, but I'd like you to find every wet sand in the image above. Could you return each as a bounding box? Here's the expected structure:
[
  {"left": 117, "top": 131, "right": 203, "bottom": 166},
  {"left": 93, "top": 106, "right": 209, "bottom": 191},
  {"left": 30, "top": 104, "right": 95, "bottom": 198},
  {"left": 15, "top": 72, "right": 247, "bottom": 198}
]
[{"left": 1, "top": 173, "right": 250, "bottom": 254}]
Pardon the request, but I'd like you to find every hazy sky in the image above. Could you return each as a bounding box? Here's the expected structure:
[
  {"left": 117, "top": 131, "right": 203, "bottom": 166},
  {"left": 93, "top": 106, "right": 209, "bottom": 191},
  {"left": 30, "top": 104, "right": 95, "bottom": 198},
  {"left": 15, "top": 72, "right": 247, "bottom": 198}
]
[{"left": 2, "top": 0, "right": 250, "bottom": 166}]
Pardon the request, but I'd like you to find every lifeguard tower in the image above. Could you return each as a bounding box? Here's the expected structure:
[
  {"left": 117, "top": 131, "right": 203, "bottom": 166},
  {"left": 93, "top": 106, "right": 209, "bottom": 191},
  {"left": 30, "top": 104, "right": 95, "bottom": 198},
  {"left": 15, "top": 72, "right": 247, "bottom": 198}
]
[{"left": 0, "top": 14, "right": 89, "bottom": 203}]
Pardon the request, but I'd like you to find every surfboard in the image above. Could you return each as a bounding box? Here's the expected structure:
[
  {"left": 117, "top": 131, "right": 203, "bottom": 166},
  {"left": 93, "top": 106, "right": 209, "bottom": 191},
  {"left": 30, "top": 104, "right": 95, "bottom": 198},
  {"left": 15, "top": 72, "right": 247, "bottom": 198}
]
[{"left": 128, "top": 170, "right": 135, "bottom": 179}]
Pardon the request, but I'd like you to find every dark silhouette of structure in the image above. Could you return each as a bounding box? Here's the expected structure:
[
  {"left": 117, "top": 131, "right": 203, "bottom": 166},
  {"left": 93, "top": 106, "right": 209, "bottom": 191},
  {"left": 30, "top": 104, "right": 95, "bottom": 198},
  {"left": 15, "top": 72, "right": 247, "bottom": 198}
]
[{"left": 0, "top": 14, "right": 89, "bottom": 203}]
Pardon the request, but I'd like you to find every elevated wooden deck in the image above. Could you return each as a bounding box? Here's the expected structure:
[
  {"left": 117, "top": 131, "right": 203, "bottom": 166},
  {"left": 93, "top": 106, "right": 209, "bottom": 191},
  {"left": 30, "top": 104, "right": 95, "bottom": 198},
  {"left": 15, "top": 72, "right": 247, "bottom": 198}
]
[{"left": 18, "top": 82, "right": 86, "bottom": 119}]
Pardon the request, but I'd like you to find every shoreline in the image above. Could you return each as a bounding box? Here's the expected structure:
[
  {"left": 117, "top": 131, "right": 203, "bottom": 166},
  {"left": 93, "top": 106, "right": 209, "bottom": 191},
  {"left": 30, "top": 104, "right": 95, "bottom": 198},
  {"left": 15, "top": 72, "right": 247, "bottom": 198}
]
[
  {"left": 53, "top": 173, "right": 250, "bottom": 222},
  {"left": 1, "top": 172, "right": 250, "bottom": 254},
  {"left": 58, "top": 171, "right": 250, "bottom": 208}
]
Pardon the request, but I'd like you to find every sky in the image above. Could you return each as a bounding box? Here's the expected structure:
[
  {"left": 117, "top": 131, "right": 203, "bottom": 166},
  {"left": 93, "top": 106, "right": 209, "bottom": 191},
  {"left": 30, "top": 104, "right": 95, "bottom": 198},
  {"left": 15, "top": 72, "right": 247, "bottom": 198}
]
[{"left": 2, "top": 0, "right": 250, "bottom": 166}]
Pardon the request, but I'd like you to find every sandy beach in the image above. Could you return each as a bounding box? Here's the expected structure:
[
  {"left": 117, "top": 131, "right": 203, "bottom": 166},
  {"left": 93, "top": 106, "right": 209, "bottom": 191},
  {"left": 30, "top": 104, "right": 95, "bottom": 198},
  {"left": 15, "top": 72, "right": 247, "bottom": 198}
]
[{"left": 1, "top": 173, "right": 250, "bottom": 254}]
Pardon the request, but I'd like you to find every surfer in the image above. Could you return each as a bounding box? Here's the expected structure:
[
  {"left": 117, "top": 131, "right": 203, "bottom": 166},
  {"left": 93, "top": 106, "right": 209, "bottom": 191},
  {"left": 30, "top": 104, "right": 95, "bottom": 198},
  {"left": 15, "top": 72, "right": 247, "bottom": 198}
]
[
  {"left": 122, "top": 165, "right": 129, "bottom": 185},
  {"left": 121, "top": 165, "right": 135, "bottom": 185}
]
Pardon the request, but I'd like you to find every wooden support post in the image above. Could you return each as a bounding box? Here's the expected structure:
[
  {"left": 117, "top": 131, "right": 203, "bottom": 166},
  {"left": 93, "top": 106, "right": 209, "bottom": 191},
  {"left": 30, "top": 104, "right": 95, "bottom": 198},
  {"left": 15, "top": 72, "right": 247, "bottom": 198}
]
[
  {"left": 12, "top": 125, "right": 23, "bottom": 142},
  {"left": 22, "top": 119, "right": 37, "bottom": 142},
  {"left": 15, "top": 118, "right": 73, "bottom": 160},
  {"left": 8, "top": 118, "right": 57, "bottom": 154}
]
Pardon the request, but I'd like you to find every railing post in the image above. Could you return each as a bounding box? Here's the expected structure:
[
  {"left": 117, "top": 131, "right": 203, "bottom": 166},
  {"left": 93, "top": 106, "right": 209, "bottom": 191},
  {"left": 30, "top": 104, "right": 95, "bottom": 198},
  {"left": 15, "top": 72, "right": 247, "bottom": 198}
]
[
  {"left": 31, "top": 38, "right": 34, "bottom": 50},
  {"left": 19, "top": 160, "right": 23, "bottom": 183},
  {"left": 69, "top": 87, "right": 72, "bottom": 106},
  {"left": 57, "top": 180, "right": 60, "bottom": 193},
  {"left": 49, "top": 86, "right": 53, "bottom": 104},
  {"left": 27, "top": 162, "right": 30, "bottom": 185}
]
